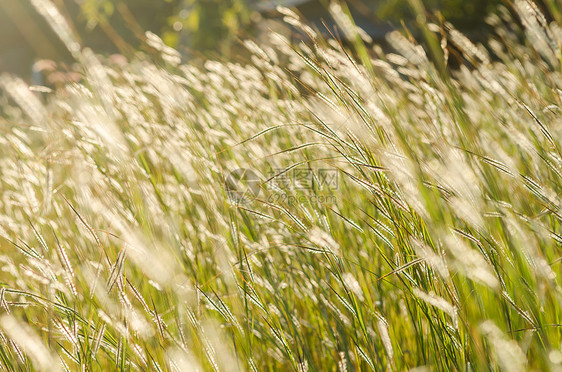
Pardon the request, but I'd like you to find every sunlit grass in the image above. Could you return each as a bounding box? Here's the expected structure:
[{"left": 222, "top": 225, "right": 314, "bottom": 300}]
[{"left": 0, "top": 0, "right": 560, "bottom": 370}]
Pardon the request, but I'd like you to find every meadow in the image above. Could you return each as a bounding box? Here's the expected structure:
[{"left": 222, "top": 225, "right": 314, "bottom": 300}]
[{"left": 0, "top": 0, "right": 561, "bottom": 370}]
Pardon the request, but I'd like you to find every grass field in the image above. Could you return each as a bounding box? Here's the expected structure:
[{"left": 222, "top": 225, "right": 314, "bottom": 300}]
[{"left": 0, "top": 0, "right": 561, "bottom": 370}]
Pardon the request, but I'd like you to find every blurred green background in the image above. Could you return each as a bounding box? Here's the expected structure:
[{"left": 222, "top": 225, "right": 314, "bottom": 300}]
[{"left": 0, "top": 0, "right": 530, "bottom": 76}]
